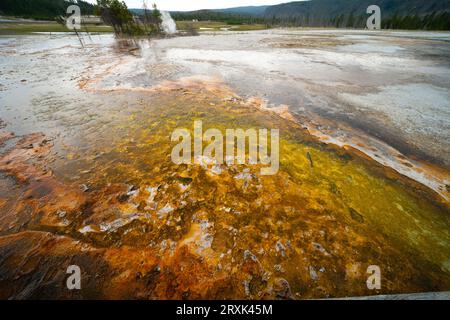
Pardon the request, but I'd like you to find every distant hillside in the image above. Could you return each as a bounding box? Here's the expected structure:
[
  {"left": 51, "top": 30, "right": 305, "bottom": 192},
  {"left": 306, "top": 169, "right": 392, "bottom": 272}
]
[
  {"left": 265, "top": 0, "right": 450, "bottom": 29},
  {"left": 131, "top": 6, "right": 268, "bottom": 17},
  {"left": 0, "top": 0, "right": 96, "bottom": 20},
  {"left": 164, "top": 0, "right": 450, "bottom": 30},
  {"left": 129, "top": 9, "right": 145, "bottom": 16},
  {"left": 213, "top": 6, "right": 269, "bottom": 16},
  {"left": 170, "top": 10, "right": 265, "bottom": 25}
]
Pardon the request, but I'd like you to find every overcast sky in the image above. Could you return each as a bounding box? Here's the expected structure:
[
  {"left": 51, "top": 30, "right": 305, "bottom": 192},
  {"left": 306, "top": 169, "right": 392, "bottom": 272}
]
[{"left": 85, "top": 1, "right": 292, "bottom": 11}]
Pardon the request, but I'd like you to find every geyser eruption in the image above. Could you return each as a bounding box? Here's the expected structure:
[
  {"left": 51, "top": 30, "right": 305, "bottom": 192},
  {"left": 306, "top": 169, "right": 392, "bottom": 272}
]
[{"left": 160, "top": 11, "right": 177, "bottom": 34}]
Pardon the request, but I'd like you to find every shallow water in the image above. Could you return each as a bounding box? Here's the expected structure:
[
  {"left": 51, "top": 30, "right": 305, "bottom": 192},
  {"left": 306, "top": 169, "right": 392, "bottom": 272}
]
[
  {"left": 146, "top": 30, "right": 450, "bottom": 169},
  {"left": 0, "top": 31, "right": 449, "bottom": 299}
]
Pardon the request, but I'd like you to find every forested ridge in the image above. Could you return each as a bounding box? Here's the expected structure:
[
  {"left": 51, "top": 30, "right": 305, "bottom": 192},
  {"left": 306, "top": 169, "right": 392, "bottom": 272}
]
[
  {"left": 173, "top": 0, "right": 450, "bottom": 30},
  {"left": 1, "top": 0, "right": 449, "bottom": 30},
  {"left": 264, "top": 0, "right": 450, "bottom": 30},
  {"left": 0, "top": 0, "right": 95, "bottom": 20}
]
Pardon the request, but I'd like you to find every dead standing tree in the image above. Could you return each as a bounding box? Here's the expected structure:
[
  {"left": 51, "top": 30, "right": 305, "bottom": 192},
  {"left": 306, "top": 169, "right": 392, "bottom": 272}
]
[
  {"left": 55, "top": 15, "right": 85, "bottom": 47},
  {"left": 136, "top": 2, "right": 163, "bottom": 35}
]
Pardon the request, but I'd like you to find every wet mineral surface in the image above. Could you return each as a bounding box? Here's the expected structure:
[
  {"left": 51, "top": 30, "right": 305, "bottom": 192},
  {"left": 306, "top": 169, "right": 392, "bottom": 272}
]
[{"left": 0, "top": 31, "right": 449, "bottom": 299}]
